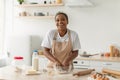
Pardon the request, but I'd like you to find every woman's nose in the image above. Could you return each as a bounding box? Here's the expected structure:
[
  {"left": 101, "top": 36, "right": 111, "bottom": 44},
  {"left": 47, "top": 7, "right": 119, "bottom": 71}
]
[{"left": 59, "top": 21, "right": 63, "bottom": 24}]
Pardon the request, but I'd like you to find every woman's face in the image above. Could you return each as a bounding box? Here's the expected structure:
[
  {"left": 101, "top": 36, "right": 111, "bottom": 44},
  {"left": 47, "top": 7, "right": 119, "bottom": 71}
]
[{"left": 55, "top": 14, "right": 68, "bottom": 31}]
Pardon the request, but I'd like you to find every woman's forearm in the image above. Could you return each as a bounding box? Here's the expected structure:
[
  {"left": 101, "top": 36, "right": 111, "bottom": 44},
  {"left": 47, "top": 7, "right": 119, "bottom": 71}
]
[
  {"left": 44, "top": 50, "right": 56, "bottom": 62},
  {"left": 71, "top": 51, "right": 78, "bottom": 60},
  {"left": 43, "top": 48, "right": 61, "bottom": 63},
  {"left": 62, "top": 50, "right": 78, "bottom": 66},
  {"left": 67, "top": 50, "right": 78, "bottom": 62}
]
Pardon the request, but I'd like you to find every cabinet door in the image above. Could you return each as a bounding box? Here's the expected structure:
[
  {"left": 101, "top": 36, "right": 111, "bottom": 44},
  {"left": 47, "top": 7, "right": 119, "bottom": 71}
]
[
  {"left": 102, "top": 61, "right": 120, "bottom": 71},
  {"left": 90, "top": 61, "right": 120, "bottom": 72},
  {"left": 73, "top": 60, "right": 90, "bottom": 69},
  {"left": 90, "top": 61, "right": 103, "bottom": 72}
]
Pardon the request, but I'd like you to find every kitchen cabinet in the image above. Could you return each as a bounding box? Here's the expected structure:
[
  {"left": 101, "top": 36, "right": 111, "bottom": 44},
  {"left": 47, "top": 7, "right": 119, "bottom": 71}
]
[
  {"left": 74, "top": 56, "right": 120, "bottom": 72},
  {"left": 102, "top": 61, "right": 120, "bottom": 71},
  {"left": 14, "top": 3, "right": 64, "bottom": 19},
  {"left": 73, "top": 60, "right": 90, "bottom": 69},
  {"left": 90, "top": 61, "right": 120, "bottom": 72},
  {"left": 38, "top": 55, "right": 120, "bottom": 72},
  {"left": 89, "top": 61, "right": 103, "bottom": 72}
]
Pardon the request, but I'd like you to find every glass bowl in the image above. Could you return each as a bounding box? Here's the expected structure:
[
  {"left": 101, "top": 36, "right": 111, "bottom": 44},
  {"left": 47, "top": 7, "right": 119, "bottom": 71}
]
[{"left": 54, "top": 64, "right": 73, "bottom": 74}]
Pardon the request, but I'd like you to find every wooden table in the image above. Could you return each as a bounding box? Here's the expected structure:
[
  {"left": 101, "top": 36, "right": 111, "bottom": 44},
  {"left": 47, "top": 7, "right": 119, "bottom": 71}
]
[{"left": 0, "top": 66, "right": 89, "bottom": 80}]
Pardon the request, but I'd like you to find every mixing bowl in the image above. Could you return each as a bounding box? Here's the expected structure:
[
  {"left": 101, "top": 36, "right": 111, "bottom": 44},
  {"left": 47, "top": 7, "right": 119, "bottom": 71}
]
[{"left": 54, "top": 64, "right": 73, "bottom": 74}]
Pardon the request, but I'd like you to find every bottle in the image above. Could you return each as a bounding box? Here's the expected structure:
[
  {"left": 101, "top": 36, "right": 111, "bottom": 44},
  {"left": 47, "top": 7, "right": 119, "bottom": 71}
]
[
  {"left": 32, "top": 50, "right": 39, "bottom": 71},
  {"left": 11, "top": 56, "right": 24, "bottom": 72}
]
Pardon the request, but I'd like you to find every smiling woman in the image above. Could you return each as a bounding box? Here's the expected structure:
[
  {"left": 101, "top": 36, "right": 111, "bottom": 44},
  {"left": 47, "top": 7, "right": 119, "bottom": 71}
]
[{"left": 0, "top": 0, "right": 4, "bottom": 55}]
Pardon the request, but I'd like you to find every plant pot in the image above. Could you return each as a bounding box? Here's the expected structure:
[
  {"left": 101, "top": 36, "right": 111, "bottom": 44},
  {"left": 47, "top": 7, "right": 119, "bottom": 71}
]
[{"left": 19, "top": 2, "right": 23, "bottom": 4}]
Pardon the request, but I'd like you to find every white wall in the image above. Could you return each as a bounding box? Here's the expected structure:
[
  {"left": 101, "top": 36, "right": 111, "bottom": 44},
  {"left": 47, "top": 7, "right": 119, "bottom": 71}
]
[
  {"left": 5, "top": 0, "right": 120, "bottom": 54},
  {"left": 0, "top": 0, "right": 5, "bottom": 54}
]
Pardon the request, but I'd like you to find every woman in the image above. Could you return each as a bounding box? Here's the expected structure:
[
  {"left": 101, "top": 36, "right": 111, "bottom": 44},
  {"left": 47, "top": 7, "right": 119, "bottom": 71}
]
[{"left": 41, "top": 12, "right": 81, "bottom": 69}]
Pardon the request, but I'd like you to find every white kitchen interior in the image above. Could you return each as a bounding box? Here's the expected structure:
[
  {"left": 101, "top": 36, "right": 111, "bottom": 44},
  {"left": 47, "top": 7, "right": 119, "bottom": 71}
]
[
  {"left": 5, "top": 0, "right": 120, "bottom": 53},
  {"left": 0, "top": 0, "right": 120, "bottom": 79},
  {"left": 3, "top": 0, "right": 120, "bottom": 65}
]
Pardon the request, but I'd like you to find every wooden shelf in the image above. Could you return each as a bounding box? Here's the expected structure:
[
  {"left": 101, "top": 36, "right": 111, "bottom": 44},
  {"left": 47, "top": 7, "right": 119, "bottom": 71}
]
[
  {"left": 15, "top": 3, "right": 63, "bottom": 19},
  {"left": 16, "top": 16, "right": 54, "bottom": 19},
  {"left": 16, "top": 3, "right": 64, "bottom": 7}
]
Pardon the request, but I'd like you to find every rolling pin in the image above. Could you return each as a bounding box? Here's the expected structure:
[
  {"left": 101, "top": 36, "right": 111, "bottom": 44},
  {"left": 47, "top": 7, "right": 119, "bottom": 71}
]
[
  {"left": 102, "top": 68, "right": 120, "bottom": 76},
  {"left": 73, "top": 69, "right": 95, "bottom": 76}
]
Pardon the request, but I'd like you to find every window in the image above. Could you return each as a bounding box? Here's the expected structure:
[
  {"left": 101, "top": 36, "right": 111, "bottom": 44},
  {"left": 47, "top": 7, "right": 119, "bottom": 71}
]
[{"left": 0, "top": 0, "right": 5, "bottom": 54}]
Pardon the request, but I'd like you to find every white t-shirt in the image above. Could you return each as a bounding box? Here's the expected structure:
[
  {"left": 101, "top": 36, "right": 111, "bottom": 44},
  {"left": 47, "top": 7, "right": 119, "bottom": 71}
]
[{"left": 41, "top": 29, "right": 81, "bottom": 51}]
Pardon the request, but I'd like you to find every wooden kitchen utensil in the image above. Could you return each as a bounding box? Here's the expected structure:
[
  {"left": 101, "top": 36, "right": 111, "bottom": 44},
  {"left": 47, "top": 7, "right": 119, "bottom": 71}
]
[
  {"left": 73, "top": 69, "right": 95, "bottom": 76},
  {"left": 102, "top": 68, "right": 120, "bottom": 76},
  {"left": 109, "top": 45, "right": 120, "bottom": 57}
]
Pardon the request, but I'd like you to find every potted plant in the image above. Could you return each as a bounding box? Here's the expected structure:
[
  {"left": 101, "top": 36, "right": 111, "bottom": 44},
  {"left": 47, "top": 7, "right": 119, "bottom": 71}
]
[{"left": 17, "top": 0, "right": 24, "bottom": 5}]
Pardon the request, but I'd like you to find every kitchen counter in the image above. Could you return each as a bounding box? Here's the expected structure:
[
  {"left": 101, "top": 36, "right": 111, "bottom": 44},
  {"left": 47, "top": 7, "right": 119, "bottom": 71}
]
[
  {"left": 75, "top": 55, "right": 120, "bottom": 62},
  {"left": 39, "top": 55, "right": 120, "bottom": 62},
  {"left": 0, "top": 66, "right": 89, "bottom": 80}
]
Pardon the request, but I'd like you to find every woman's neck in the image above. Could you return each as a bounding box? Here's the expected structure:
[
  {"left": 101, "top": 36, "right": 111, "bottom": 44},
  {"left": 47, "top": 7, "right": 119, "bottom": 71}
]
[{"left": 58, "top": 29, "right": 67, "bottom": 37}]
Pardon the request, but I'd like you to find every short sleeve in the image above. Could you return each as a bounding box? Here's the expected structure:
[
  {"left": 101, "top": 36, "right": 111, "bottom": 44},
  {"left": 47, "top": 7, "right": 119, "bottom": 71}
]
[
  {"left": 41, "top": 31, "right": 52, "bottom": 49},
  {"left": 72, "top": 32, "right": 81, "bottom": 51}
]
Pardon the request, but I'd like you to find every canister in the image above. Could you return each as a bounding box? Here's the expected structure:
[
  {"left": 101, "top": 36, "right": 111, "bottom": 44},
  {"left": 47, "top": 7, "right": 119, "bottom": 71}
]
[{"left": 56, "top": 0, "right": 62, "bottom": 4}]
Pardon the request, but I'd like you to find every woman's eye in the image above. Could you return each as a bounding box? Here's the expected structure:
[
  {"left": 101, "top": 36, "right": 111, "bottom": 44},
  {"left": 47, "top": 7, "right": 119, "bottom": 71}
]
[
  {"left": 56, "top": 19, "right": 59, "bottom": 22},
  {"left": 56, "top": 18, "right": 66, "bottom": 22},
  {"left": 60, "top": 18, "right": 65, "bottom": 21}
]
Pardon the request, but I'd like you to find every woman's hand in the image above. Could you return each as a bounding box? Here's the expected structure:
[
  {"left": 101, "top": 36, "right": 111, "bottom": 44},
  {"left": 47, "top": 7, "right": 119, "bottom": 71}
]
[
  {"left": 62, "top": 60, "right": 70, "bottom": 67},
  {"left": 55, "top": 60, "right": 63, "bottom": 66},
  {"left": 62, "top": 51, "right": 78, "bottom": 66}
]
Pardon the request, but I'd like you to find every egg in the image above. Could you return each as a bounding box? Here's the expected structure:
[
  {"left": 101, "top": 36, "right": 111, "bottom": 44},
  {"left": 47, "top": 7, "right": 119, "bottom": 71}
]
[
  {"left": 90, "top": 73, "right": 97, "bottom": 79},
  {"left": 103, "top": 77, "right": 109, "bottom": 80}
]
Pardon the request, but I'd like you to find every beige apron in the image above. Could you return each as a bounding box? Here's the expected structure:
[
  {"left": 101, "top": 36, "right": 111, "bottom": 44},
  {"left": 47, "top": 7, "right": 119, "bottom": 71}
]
[{"left": 47, "top": 30, "right": 73, "bottom": 68}]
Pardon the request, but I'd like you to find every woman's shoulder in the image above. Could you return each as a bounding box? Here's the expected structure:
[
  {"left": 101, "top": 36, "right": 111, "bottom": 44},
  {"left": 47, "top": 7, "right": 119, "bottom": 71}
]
[
  {"left": 46, "top": 29, "right": 57, "bottom": 36},
  {"left": 69, "top": 29, "right": 78, "bottom": 36}
]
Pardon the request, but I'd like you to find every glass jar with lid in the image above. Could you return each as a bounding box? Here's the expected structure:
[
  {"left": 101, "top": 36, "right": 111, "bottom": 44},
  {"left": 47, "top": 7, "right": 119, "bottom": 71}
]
[{"left": 11, "top": 56, "right": 25, "bottom": 72}]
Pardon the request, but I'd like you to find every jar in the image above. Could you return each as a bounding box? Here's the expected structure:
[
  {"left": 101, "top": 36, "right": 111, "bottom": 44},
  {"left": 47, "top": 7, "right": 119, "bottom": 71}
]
[
  {"left": 11, "top": 56, "right": 24, "bottom": 72},
  {"left": 19, "top": 11, "right": 27, "bottom": 16},
  {"left": 56, "top": 0, "right": 62, "bottom": 4}
]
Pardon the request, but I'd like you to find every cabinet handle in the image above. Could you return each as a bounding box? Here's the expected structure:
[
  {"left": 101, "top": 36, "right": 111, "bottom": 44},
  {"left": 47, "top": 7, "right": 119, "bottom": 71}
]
[
  {"left": 103, "top": 63, "right": 112, "bottom": 65},
  {"left": 73, "top": 61, "right": 77, "bottom": 63},
  {"left": 81, "top": 61, "right": 84, "bottom": 64}
]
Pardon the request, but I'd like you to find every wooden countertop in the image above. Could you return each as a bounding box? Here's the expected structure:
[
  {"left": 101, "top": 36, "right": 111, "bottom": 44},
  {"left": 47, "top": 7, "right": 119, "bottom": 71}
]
[
  {"left": 75, "top": 55, "right": 120, "bottom": 62},
  {"left": 0, "top": 66, "right": 89, "bottom": 80}
]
